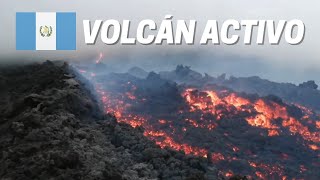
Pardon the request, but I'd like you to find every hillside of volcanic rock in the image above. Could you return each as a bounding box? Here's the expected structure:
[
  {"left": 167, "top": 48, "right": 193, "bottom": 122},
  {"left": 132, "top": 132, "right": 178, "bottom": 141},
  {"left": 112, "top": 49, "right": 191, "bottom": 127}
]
[
  {"left": 157, "top": 65, "right": 320, "bottom": 112},
  {"left": 77, "top": 65, "right": 320, "bottom": 180},
  {"left": 0, "top": 61, "right": 224, "bottom": 180}
]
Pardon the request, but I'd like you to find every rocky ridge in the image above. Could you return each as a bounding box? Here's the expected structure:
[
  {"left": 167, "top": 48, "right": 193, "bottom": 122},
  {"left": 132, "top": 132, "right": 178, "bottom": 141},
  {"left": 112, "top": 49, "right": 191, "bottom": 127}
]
[{"left": 0, "top": 61, "right": 228, "bottom": 180}]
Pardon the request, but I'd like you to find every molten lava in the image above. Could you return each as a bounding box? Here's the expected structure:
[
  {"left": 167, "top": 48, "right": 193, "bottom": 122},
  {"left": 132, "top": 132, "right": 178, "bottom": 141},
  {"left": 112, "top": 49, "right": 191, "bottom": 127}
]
[
  {"left": 78, "top": 68, "right": 320, "bottom": 179},
  {"left": 183, "top": 89, "right": 320, "bottom": 144}
]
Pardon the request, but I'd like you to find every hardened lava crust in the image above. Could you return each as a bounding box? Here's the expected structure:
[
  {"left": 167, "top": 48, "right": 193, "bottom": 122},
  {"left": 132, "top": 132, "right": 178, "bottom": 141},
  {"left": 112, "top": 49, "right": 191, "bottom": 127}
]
[{"left": 0, "top": 61, "right": 227, "bottom": 180}]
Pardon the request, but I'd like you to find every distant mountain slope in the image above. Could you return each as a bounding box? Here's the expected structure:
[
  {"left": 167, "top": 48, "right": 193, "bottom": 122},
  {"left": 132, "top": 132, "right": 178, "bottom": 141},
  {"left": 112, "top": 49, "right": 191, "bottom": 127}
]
[
  {"left": 221, "top": 76, "right": 320, "bottom": 112},
  {"left": 127, "top": 67, "right": 149, "bottom": 79},
  {"left": 157, "top": 65, "right": 320, "bottom": 112}
]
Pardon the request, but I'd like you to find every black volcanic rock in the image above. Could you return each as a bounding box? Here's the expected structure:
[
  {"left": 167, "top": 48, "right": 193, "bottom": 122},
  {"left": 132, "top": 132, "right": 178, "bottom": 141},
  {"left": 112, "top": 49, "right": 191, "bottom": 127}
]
[
  {"left": 299, "top": 80, "right": 318, "bottom": 89},
  {"left": 0, "top": 61, "right": 218, "bottom": 180},
  {"left": 159, "top": 65, "right": 204, "bottom": 84},
  {"left": 127, "top": 67, "right": 149, "bottom": 79}
]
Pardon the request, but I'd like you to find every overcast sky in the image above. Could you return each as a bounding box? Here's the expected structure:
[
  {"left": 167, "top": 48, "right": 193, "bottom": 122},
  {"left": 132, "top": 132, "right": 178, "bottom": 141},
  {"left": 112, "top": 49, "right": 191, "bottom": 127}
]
[{"left": 1, "top": 0, "right": 319, "bottom": 83}]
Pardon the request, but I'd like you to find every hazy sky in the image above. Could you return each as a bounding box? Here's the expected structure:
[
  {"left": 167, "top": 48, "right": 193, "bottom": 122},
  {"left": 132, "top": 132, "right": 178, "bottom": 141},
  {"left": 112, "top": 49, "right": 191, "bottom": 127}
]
[{"left": 1, "top": 0, "right": 319, "bottom": 83}]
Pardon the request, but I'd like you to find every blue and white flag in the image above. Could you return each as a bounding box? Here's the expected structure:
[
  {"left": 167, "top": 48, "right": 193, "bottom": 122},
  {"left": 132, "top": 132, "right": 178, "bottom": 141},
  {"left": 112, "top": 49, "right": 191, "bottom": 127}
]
[{"left": 16, "top": 12, "right": 76, "bottom": 50}]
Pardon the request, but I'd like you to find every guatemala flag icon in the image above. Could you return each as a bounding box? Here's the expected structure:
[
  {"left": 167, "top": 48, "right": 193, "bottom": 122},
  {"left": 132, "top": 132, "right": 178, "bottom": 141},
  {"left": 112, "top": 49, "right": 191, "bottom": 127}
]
[{"left": 16, "top": 12, "right": 76, "bottom": 50}]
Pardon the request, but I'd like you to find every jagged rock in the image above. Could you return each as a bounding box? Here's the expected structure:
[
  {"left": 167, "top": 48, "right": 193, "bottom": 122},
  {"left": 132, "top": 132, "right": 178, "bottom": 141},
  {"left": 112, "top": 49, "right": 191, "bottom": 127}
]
[
  {"left": 0, "top": 61, "right": 216, "bottom": 180},
  {"left": 299, "top": 80, "right": 318, "bottom": 89}
]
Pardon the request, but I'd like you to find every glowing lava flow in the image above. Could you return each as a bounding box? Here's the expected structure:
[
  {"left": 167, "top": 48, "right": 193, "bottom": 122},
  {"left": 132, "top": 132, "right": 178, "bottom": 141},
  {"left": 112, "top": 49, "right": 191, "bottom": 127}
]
[
  {"left": 181, "top": 88, "right": 319, "bottom": 178},
  {"left": 248, "top": 161, "right": 286, "bottom": 180},
  {"left": 95, "top": 83, "right": 210, "bottom": 157},
  {"left": 144, "top": 130, "right": 208, "bottom": 157},
  {"left": 82, "top": 71, "right": 320, "bottom": 180},
  {"left": 183, "top": 89, "right": 320, "bottom": 144}
]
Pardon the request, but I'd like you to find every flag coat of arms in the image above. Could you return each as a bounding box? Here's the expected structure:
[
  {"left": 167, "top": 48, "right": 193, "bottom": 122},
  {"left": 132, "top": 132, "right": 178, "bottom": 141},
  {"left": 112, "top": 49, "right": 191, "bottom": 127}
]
[{"left": 16, "top": 12, "right": 76, "bottom": 50}]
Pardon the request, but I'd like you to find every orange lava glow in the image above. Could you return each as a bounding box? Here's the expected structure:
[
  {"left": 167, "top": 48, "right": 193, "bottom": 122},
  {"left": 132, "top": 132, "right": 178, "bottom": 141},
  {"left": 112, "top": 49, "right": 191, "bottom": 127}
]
[
  {"left": 145, "top": 130, "right": 208, "bottom": 157},
  {"left": 316, "top": 121, "right": 320, "bottom": 129},
  {"left": 84, "top": 73, "right": 320, "bottom": 180},
  {"left": 255, "top": 171, "right": 264, "bottom": 179},
  {"left": 211, "top": 152, "right": 225, "bottom": 163},
  {"left": 158, "top": 119, "right": 167, "bottom": 124},
  {"left": 245, "top": 99, "right": 285, "bottom": 132},
  {"left": 309, "top": 144, "right": 319, "bottom": 151},
  {"left": 225, "top": 171, "right": 234, "bottom": 178},
  {"left": 249, "top": 161, "right": 286, "bottom": 179},
  {"left": 282, "top": 118, "right": 320, "bottom": 143},
  {"left": 183, "top": 89, "right": 320, "bottom": 147}
]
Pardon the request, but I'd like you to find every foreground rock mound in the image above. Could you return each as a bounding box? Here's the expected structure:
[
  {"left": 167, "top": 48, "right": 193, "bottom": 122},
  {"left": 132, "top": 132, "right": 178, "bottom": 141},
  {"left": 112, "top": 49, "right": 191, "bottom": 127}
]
[{"left": 0, "top": 61, "right": 221, "bottom": 180}]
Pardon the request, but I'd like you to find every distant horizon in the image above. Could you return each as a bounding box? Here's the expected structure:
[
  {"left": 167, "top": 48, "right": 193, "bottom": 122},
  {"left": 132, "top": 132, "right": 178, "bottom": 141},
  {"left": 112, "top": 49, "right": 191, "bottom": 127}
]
[
  {"left": 67, "top": 50, "right": 320, "bottom": 86},
  {"left": 1, "top": 49, "right": 319, "bottom": 86}
]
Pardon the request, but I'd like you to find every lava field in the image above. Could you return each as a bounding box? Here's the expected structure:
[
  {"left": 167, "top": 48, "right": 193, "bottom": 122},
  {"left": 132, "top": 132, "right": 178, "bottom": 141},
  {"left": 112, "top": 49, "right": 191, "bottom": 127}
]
[{"left": 77, "top": 64, "right": 320, "bottom": 180}]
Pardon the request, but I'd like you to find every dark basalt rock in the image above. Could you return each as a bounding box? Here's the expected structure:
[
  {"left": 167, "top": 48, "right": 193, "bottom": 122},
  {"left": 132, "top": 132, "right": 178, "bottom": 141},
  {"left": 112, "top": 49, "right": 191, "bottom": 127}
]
[{"left": 0, "top": 61, "right": 219, "bottom": 180}]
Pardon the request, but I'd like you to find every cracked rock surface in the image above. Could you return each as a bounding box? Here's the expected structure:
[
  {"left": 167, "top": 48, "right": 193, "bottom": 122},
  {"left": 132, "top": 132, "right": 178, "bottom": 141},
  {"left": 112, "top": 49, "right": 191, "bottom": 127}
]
[{"left": 0, "top": 61, "right": 223, "bottom": 180}]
